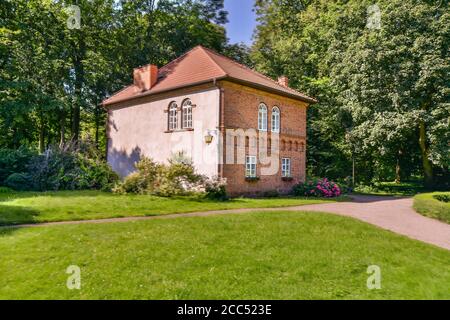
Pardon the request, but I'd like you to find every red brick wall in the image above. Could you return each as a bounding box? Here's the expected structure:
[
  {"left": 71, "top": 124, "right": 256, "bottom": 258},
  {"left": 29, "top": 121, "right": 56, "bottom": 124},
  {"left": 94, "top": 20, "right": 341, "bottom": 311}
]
[{"left": 219, "top": 81, "right": 308, "bottom": 196}]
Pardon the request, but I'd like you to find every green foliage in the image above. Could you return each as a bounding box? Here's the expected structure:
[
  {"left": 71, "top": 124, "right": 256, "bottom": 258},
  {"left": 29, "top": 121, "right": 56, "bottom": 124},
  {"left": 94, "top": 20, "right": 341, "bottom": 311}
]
[
  {"left": 293, "top": 178, "right": 341, "bottom": 197},
  {"left": 27, "top": 142, "right": 118, "bottom": 191},
  {"left": 434, "top": 194, "right": 450, "bottom": 203},
  {"left": 0, "top": 186, "right": 12, "bottom": 193},
  {"left": 113, "top": 156, "right": 204, "bottom": 197},
  {"left": 354, "top": 181, "right": 425, "bottom": 196},
  {"left": 0, "top": 0, "right": 229, "bottom": 150},
  {"left": 203, "top": 176, "right": 228, "bottom": 201},
  {"left": 262, "top": 190, "right": 280, "bottom": 198},
  {"left": 0, "top": 147, "right": 36, "bottom": 185},
  {"left": 5, "top": 173, "right": 32, "bottom": 191},
  {"left": 252, "top": 0, "right": 449, "bottom": 186},
  {"left": 414, "top": 192, "right": 450, "bottom": 224},
  {"left": 0, "top": 141, "right": 118, "bottom": 192}
]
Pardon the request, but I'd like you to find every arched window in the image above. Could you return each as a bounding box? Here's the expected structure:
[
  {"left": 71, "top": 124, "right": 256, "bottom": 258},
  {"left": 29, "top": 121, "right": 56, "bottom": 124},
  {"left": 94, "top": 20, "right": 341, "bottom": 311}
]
[
  {"left": 271, "top": 106, "right": 280, "bottom": 133},
  {"left": 168, "top": 101, "right": 178, "bottom": 130},
  {"left": 181, "top": 99, "right": 193, "bottom": 129},
  {"left": 258, "top": 103, "right": 268, "bottom": 131}
]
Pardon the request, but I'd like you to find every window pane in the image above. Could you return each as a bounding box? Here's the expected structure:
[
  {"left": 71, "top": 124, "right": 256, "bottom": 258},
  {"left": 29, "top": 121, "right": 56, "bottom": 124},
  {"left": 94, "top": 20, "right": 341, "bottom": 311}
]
[
  {"left": 246, "top": 156, "right": 257, "bottom": 177},
  {"left": 258, "top": 104, "right": 267, "bottom": 131},
  {"left": 182, "top": 99, "right": 193, "bottom": 128},
  {"left": 282, "top": 158, "right": 291, "bottom": 177},
  {"left": 272, "top": 107, "right": 280, "bottom": 133},
  {"left": 168, "top": 102, "right": 178, "bottom": 130}
]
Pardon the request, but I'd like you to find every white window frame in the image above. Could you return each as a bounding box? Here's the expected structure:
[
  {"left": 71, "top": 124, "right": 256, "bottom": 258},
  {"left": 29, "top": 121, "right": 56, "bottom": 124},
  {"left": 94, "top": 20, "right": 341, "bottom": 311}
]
[
  {"left": 281, "top": 158, "right": 291, "bottom": 177},
  {"left": 245, "top": 155, "right": 257, "bottom": 178},
  {"left": 168, "top": 102, "right": 178, "bottom": 130},
  {"left": 258, "top": 103, "right": 268, "bottom": 131},
  {"left": 182, "top": 99, "right": 193, "bottom": 129},
  {"left": 271, "top": 106, "right": 280, "bottom": 133}
]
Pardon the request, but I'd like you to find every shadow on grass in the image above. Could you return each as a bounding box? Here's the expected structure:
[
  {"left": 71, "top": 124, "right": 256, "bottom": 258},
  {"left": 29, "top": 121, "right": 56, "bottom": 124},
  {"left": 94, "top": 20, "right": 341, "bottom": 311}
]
[
  {"left": 0, "top": 204, "right": 40, "bottom": 227},
  {"left": 0, "top": 190, "right": 111, "bottom": 203}
]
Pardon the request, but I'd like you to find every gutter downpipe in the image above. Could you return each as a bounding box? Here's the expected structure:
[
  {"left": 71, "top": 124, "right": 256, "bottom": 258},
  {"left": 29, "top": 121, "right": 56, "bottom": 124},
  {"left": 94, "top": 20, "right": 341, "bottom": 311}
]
[{"left": 214, "top": 78, "right": 225, "bottom": 179}]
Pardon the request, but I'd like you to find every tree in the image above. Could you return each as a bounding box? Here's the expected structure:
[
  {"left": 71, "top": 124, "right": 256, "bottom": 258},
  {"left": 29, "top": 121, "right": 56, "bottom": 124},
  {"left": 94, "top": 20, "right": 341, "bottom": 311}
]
[
  {"left": 0, "top": 0, "right": 230, "bottom": 154},
  {"left": 252, "top": 0, "right": 449, "bottom": 187}
]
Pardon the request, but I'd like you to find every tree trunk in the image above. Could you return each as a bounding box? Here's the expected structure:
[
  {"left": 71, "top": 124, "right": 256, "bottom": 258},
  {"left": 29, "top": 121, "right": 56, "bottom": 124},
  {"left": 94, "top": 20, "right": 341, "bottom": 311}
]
[
  {"left": 38, "top": 110, "right": 45, "bottom": 153},
  {"left": 418, "top": 120, "right": 433, "bottom": 188},
  {"left": 94, "top": 97, "right": 100, "bottom": 148},
  {"left": 39, "top": 123, "right": 45, "bottom": 153},
  {"left": 395, "top": 149, "right": 402, "bottom": 184},
  {"left": 71, "top": 39, "right": 85, "bottom": 142},
  {"left": 59, "top": 110, "right": 65, "bottom": 147}
]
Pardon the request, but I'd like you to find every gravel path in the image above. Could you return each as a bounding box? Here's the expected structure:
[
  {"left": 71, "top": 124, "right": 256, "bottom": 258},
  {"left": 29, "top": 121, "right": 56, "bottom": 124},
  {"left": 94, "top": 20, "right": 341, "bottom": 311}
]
[{"left": 6, "top": 195, "right": 450, "bottom": 251}]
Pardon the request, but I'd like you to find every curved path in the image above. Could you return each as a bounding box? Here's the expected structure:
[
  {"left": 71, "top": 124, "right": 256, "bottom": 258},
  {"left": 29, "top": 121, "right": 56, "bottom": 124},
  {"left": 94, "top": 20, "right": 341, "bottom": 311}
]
[
  {"left": 8, "top": 195, "right": 450, "bottom": 251},
  {"left": 283, "top": 195, "right": 450, "bottom": 251}
]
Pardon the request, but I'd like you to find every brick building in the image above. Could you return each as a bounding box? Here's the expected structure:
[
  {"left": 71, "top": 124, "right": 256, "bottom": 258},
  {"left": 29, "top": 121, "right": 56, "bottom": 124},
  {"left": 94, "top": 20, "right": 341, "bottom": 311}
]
[{"left": 103, "top": 46, "right": 316, "bottom": 196}]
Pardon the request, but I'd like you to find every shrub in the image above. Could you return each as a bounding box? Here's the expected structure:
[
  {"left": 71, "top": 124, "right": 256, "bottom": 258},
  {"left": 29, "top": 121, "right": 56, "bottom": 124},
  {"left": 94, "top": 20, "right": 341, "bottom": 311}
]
[
  {"left": 263, "top": 190, "right": 280, "bottom": 198},
  {"left": 203, "top": 176, "right": 228, "bottom": 201},
  {"left": 434, "top": 194, "right": 450, "bottom": 203},
  {"left": 27, "top": 141, "right": 118, "bottom": 191},
  {"left": 114, "top": 157, "right": 229, "bottom": 199},
  {"left": 293, "top": 178, "right": 341, "bottom": 197},
  {"left": 5, "top": 173, "right": 32, "bottom": 191},
  {"left": 0, "top": 186, "right": 13, "bottom": 193},
  {"left": 0, "top": 146, "right": 36, "bottom": 185},
  {"left": 112, "top": 172, "right": 147, "bottom": 194},
  {"left": 414, "top": 192, "right": 450, "bottom": 224}
]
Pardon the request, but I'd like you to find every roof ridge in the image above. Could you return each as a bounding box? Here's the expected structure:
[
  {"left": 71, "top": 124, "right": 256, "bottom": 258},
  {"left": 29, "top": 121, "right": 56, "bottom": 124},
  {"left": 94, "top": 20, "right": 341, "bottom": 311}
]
[
  {"left": 158, "top": 46, "right": 202, "bottom": 73},
  {"left": 201, "top": 46, "right": 313, "bottom": 99},
  {"left": 197, "top": 46, "right": 228, "bottom": 77}
]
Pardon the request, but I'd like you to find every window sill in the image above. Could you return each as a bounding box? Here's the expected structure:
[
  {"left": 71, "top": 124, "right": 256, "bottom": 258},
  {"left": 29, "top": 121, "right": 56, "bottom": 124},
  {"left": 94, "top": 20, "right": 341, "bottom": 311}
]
[
  {"left": 281, "top": 176, "right": 294, "bottom": 181},
  {"left": 164, "top": 128, "right": 194, "bottom": 133},
  {"left": 245, "top": 176, "right": 260, "bottom": 182}
]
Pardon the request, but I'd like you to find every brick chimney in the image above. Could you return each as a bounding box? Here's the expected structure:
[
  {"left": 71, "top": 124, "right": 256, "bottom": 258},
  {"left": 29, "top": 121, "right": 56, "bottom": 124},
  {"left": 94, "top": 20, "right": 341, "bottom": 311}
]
[
  {"left": 278, "top": 75, "right": 289, "bottom": 87},
  {"left": 133, "top": 64, "right": 158, "bottom": 91}
]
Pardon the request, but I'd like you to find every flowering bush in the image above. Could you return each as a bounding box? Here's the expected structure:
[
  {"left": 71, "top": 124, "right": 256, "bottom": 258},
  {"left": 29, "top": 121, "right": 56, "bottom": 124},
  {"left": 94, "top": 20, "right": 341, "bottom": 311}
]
[
  {"left": 113, "top": 157, "right": 229, "bottom": 200},
  {"left": 293, "top": 178, "right": 341, "bottom": 198}
]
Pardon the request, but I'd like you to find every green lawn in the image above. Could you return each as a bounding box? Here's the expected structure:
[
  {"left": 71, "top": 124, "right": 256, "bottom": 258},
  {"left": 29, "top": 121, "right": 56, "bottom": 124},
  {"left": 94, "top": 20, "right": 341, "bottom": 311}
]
[
  {"left": 0, "top": 211, "right": 449, "bottom": 299},
  {"left": 414, "top": 192, "right": 450, "bottom": 224},
  {"left": 0, "top": 190, "right": 343, "bottom": 225},
  {"left": 354, "top": 181, "right": 425, "bottom": 196}
]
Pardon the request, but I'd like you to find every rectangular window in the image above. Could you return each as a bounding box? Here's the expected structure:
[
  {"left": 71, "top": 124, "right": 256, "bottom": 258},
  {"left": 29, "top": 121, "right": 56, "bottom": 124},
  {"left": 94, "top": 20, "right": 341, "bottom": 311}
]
[
  {"left": 282, "top": 158, "right": 291, "bottom": 177},
  {"left": 245, "top": 156, "right": 257, "bottom": 177}
]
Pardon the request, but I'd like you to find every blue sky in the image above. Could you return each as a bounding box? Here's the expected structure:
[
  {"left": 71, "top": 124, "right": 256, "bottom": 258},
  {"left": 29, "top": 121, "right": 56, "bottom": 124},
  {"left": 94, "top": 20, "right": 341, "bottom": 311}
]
[{"left": 224, "top": 0, "right": 257, "bottom": 45}]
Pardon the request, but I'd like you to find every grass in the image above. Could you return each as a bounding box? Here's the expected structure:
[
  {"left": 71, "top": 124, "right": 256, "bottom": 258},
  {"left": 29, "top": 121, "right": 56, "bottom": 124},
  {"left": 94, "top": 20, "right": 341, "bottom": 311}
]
[
  {"left": 413, "top": 192, "right": 450, "bottom": 224},
  {"left": 353, "top": 181, "right": 425, "bottom": 196},
  {"left": 0, "top": 211, "right": 449, "bottom": 299},
  {"left": 0, "top": 190, "right": 345, "bottom": 226}
]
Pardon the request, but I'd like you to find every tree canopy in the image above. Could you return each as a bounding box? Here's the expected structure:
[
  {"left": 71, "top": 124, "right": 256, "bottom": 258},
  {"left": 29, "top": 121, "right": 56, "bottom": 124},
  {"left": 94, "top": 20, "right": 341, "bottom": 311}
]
[{"left": 252, "top": 0, "right": 449, "bottom": 187}]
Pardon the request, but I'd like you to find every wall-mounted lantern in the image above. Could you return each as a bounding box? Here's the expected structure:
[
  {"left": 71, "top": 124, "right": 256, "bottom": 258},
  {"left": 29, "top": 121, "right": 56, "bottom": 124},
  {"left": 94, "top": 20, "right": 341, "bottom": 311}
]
[{"left": 204, "top": 130, "right": 214, "bottom": 144}]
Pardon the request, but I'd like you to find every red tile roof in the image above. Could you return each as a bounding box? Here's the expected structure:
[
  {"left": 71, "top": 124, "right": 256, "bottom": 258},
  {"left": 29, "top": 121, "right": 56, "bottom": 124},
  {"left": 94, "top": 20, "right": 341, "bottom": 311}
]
[{"left": 102, "top": 46, "right": 317, "bottom": 106}]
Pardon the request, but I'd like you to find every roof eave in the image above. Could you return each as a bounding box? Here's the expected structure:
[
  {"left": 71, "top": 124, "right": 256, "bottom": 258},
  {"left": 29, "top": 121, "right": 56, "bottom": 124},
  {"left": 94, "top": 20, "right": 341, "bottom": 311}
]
[
  {"left": 102, "top": 75, "right": 318, "bottom": 108},
  {"left": 224, "top": 77, "right": 318, "bottom": 104},
  {"left": 102, "top": 76, "right": 228, "bottom": 108}
]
